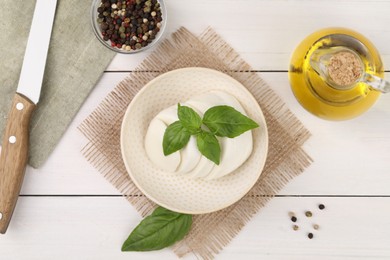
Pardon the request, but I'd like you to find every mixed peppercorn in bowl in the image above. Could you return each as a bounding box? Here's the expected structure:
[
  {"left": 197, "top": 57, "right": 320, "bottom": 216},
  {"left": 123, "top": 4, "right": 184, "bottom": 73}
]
[{"left": 91, "top": 0, "right": 166, "bottom": 53}]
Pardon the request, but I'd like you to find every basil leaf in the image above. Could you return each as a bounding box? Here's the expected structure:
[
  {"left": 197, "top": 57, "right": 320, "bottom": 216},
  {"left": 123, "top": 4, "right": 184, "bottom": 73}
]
[
  {"left": 177, "top": 104, "right": 202, "bottom": 134},
  {"left": 163, "top": 121, "right": 191, "bottom": 156},
  {"left": 203, "top": 106, "right": 259, "bottom": 138},
  {"left": 196, "top": 131, "right": 221, "bottom": 165},
  {"left": 122, "top": 207, "right": 192, "bottom": 251}
]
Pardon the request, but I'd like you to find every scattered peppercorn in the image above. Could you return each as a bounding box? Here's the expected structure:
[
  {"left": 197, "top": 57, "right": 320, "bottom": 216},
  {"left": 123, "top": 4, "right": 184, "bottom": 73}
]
[
  {"left": 292, "top": 225, "right": 299, "bottom": 231},
  {"left": 305, "top": 211, "right": 313, "bottom": 217},
  {"left": 319, "top": 204, "right": 325, "bottom": 210},
  {"left": 308, "top": 233, "right": 314, "bottom": 239},
  {"left": 96, "top": 0, "right": 163, "bottom": 51},
  {"left": 291, "top": 216, "right": 297, "bottom": 222},
  {"left": 313, "top": 224, "right": 319, "bottom": 230}
]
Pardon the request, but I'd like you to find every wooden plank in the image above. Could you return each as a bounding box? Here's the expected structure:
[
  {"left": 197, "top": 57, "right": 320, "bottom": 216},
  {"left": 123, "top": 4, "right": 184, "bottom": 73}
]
[
  {"left": 104, "top": 0, "right": 390, "bottom": 71},
  {"left": 18, "top": 72, "right": 390, "bottom": 196},
  {"left": 0, "top": 197, "right": 389, "bottom": 259}
]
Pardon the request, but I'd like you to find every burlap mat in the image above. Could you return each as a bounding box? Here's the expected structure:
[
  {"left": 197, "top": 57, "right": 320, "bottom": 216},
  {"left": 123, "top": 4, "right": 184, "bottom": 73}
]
[{"left": 78, "top": 27, "right": 312, "bottom": 259}]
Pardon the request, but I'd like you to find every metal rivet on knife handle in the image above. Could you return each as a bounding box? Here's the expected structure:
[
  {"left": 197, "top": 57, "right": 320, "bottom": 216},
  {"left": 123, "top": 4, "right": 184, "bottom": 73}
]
[
  {"left": 16, "top": 103, "right": 24, "bottom": 110},
  {"left": 8, "top": 136, "right": 16, "bottom": 144}
]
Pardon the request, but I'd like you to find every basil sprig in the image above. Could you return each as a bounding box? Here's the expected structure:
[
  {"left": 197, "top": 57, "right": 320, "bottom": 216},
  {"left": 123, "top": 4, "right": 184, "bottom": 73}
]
[
  {"left": 162, "top": 104, "right": 259, "bottom": 165},
  {"left": 122, "top": 207, "right": 192, "bottom": 251},
  {"left": 203, "top": 106, "right": 259, "bottom": 138}
]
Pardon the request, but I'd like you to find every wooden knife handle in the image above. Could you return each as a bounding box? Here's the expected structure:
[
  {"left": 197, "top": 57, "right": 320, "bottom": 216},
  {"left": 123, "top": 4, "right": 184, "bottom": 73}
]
[{"left": 0, "top": 94, "right": 35, "bottom": 234}]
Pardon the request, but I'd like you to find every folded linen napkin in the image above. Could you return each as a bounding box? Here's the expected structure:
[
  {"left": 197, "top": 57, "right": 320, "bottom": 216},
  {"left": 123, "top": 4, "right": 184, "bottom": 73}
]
[{"left": 0, "top": 0, "right": 115, "bottom": 168}]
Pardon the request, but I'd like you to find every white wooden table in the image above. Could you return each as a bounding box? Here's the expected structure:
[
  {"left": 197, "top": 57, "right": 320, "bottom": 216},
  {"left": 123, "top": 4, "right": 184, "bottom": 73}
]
[{"left": 1, "top": 0, "right": 390, "bottom": 259}]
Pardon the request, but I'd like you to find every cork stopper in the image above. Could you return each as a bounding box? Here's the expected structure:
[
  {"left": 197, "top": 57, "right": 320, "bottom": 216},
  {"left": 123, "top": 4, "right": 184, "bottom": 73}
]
[{"left": 327, "top": 51, "right": 362, "bottom": 87}]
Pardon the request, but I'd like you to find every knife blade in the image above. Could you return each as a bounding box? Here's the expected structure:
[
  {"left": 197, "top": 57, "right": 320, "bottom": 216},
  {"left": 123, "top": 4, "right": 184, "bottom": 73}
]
[{"left": 0, "top": 0, "right": 57, "bottom": 234}]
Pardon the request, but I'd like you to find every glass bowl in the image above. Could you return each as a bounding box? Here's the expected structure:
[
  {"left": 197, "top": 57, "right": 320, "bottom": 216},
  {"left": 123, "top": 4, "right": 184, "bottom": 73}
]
[{"left": 91, "top": 0, "right": 167, "bottom": 54}]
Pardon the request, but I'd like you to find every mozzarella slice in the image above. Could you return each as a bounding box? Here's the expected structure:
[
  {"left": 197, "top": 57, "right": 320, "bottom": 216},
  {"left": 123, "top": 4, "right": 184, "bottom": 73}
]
[
  {"left": 205, "top": 131, "right": 252, "bottom": 180},
  {"left": 144, "top": 118, "right": 180, "bottom": 172},
  {"left": 186, "top": 92, "right": 225, "bottom": 116},
  {"left": 176, "top": 136, "right": 202, "bottom": 174},
  {"left": 185, "top": 155, "right": 215, "bottom": 179},
  {"left": 155, "top": 106, "right": 178, "bottom": 125}
]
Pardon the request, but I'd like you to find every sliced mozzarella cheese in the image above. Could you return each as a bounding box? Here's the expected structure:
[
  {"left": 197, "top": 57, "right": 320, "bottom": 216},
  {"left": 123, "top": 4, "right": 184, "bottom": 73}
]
[
  {"left": 176, "top": 136, "right": 202, "bottom": 174},
  {"left": 185, "top": 155, "right": 215, "bottom": 179},
  {"left": 144, "top": 90, "right": 254, "bottom": 180},
  {"left": 144, "top": 118, "right": 181, "bottom": 172},
  {"left": 155, "top": 106, "right": 178, "bottom": 125},
  {"left": 205, "top": 131, "right": 252, "bottom": 180},
  {"left": 185, "top": 92, "right": 225, "bottom": 116},
  {"left": 217, "top": 91, "right": 247, "bottom": 114}
]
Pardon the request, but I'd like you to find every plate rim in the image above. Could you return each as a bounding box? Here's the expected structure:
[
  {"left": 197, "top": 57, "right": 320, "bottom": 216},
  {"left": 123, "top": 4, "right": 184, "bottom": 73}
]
[{"left": 120, "top": 67, "right": 269, "bottom": 214}]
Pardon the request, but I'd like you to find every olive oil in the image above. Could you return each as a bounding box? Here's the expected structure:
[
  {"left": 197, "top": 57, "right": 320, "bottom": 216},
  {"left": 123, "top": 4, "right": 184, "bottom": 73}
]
[{"left": 289, "top": 28, "right": 384, "bottom": 120}]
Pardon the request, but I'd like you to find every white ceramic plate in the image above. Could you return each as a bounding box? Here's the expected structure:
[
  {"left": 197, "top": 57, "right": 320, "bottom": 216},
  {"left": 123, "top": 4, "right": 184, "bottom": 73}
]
[{"left": 121, "top": 67, "right": 268, "bottom": 214}]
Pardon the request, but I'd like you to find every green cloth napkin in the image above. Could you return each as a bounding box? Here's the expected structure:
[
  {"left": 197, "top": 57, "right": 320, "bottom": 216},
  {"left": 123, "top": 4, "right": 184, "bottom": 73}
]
[{"left": 0, "top": 0, "right": 115, "bottom": 168}]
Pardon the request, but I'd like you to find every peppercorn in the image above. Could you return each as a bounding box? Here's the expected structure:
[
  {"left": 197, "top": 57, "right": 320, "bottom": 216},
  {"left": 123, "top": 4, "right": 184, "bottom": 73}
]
[
  {"left": 305, "top": 211, "right": 312, "bottom": 217},
  {"left": 313, "top": 224, "right": 319, "bottom": 230},
  {"left": 292, "top": 225, "right": 299, "bottom": 231},
  {"left": 291, "top": 216, "right": 297, "bottom": 222},
  {"left": 141, "top": 24, "right": 148, "bottom": 33},
  {"left": 319, "top": 204, "right": 325, "bottom": 210},
  {"left": 308, "top": 233, "right": 314, "bottom": 239},
  {"left": 101, "top": 23, "right": 109, "bottom": 30}
]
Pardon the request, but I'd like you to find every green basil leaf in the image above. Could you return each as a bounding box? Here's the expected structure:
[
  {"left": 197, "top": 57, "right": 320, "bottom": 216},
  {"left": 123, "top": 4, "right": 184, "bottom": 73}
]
[
  {"left": 196, "top": 131, "right": 221, "bottom": 165},
  {"left": 177, "top": 104, "right": 202, "bottom": 134},
  {"left": 122, "top": 207, "right": 192, "bottom": 251},
  {"left": 163, "top": 121, "right": 191, "bottom": 156},
  {"left": 203, "top": 106, "right": 259, "bottom": 138}
]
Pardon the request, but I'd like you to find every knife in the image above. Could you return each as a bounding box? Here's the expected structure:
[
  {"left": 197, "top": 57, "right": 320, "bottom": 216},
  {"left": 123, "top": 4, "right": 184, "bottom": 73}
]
[{"left": 0, "top": 0, "right": 57, "bottom": 234}]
